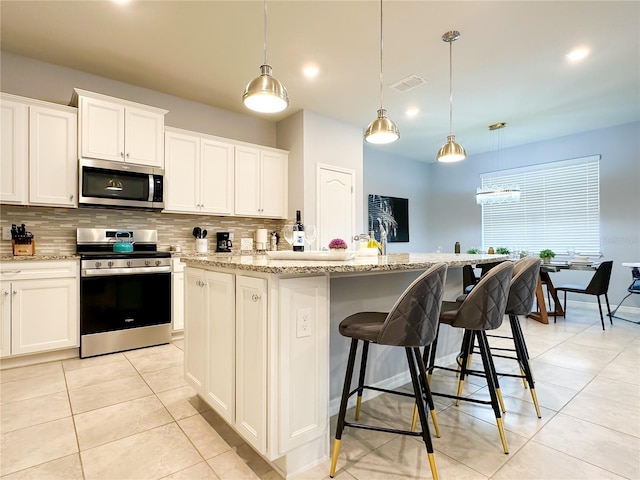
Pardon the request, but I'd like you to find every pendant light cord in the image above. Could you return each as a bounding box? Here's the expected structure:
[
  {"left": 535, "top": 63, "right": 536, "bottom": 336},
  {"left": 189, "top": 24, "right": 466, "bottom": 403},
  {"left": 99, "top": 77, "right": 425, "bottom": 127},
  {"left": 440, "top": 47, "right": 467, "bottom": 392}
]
[
  {"left": 448, "top": 39, "right": 453, "bottom": 135},
  {"left": 263, "top": 0, "right": 268, "bottom": 65},
  {"left": 378, "top": 0, "right": 384, "bottom": 110}
]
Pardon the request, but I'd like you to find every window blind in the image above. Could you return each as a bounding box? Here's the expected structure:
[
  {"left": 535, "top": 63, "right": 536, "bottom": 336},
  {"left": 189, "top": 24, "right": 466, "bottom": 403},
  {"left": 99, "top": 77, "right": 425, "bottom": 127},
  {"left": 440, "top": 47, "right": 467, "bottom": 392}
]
[{"left": 481, "top": 155, "right": 600, "bottom": 257}]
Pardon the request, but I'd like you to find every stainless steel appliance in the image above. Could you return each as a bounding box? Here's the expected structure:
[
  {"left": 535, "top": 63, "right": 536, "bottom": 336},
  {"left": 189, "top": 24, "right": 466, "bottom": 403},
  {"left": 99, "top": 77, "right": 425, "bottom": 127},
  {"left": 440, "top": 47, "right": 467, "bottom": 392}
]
[
  {"left": 216, "top": 232, "right": 232, "bottom": 252},
  {"left": 79, "top": 158, "right": 164, "bottom": 210},
  {"left": 77, "top": 228, "right": 171, "bottom": 358}
]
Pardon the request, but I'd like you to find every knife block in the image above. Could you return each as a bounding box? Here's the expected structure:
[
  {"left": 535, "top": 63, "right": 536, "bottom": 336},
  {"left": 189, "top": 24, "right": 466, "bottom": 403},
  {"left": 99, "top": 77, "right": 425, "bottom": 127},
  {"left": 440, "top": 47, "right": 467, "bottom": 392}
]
[{"left": 12, "top": 239, "right": 35, "bottom": 256}]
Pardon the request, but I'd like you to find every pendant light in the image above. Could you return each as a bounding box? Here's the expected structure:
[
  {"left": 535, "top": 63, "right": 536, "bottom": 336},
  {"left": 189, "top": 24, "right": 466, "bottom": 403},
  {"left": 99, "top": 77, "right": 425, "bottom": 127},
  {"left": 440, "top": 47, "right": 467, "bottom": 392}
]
[
  {"left": 476, "top": 122, "right": 521, "bottom": 205},
  {"left": 242, "top": 0, "right": 289, "bottom": 114},
  {"left": 364, "top": 0, "right": 399, "bottom": 144},
  {"left": 437, "top": 30, "right": 466, "bottom": 162}
]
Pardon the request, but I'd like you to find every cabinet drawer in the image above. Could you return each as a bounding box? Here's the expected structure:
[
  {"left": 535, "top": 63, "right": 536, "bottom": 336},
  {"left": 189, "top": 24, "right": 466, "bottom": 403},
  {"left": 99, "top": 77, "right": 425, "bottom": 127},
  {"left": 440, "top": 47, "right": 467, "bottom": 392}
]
[{"left": 1, "top": 260, "right": 78, "bottom": 281}]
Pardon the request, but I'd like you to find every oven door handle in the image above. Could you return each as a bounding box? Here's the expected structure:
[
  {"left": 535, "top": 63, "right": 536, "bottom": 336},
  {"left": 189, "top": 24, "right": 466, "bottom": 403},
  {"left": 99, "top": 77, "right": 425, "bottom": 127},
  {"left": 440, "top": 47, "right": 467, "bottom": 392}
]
[{"left": 82, "top": 266, "right": 171, "bottom": 277}]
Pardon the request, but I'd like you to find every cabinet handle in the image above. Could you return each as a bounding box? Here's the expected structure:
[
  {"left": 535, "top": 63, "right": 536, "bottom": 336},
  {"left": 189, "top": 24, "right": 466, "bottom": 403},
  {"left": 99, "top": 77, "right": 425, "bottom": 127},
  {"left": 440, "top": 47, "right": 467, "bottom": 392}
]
[
  {"left": 3, "top": 270, "right": 21, "bottom": 274},
  {"left": 70, "top": 194, "right": 74, "bottom": 201},
  {"left": 12, "top": 290, "right": 17, "bottom": 295},
  {"left": 195, "top": 280, "right": 201, "bottom": 287},
  {"left": 2, "top": 291, "right": 8, "bottom": 295},
  {"left": 251, "top": 294, "right": 261, "bottom": 302},
  {"left": 126, "top": 153, "right": 130, "bottom": 158},
  {"left": 120, "top": 152, "right": 124, "bottom": 158}
]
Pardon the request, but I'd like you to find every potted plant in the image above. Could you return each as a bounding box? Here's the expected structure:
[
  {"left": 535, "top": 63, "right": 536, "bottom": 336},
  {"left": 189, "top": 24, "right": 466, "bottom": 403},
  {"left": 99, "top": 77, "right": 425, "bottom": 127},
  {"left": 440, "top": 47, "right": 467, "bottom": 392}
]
[
  {"left": 496, "top": 247, "right": 510, "bottom": 255},
  {"left": 466, "top": 248, "right": 480, "bottom": 254},
  {"left": 539, "top": 249, "right": 555, "bottom": 264}
]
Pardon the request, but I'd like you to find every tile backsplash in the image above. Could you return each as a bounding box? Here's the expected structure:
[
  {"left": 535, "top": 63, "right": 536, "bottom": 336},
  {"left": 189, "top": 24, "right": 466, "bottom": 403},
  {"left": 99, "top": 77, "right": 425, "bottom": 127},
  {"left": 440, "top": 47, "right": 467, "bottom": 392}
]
[{"left": 0, "top": 205, "right": 288, "bottom": 255}]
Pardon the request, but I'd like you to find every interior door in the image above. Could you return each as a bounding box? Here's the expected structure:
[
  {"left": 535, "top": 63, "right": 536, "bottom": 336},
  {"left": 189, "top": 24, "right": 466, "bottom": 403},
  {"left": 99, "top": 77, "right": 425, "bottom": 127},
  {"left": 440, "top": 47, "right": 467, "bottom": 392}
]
[{"left": 317, "top": 164, "right": 356, "bottom": 250}]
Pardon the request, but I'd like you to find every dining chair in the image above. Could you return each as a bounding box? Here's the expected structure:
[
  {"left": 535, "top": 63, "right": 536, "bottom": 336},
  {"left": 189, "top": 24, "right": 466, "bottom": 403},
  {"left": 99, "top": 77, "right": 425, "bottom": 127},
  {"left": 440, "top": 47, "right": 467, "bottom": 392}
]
[
  {"left": 330, "top": 263, "right": 448, "bottom": 479},
  {"left": 555, "top": 261, "right": 613, "bottom": 330}
]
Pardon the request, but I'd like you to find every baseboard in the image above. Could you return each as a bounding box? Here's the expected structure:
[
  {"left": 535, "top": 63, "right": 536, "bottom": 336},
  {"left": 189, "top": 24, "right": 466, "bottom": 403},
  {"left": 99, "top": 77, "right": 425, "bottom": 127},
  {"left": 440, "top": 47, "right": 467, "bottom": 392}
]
[
  {"left": 1, "top": 347, "right": 79, "bottom": 370},
  {"left": 328, "top": 351, "right": 460, "bottom": 416}
]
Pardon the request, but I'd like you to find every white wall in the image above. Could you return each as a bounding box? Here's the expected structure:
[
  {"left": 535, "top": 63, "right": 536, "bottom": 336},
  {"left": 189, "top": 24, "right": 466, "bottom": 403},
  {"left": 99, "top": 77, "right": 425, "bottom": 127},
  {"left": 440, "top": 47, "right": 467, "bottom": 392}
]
[
  {"left": 1, "top": 52, "right": 276, "bottom": 147},
  {"left": 277, "top": 109, "right": 364, "bottom": 234},
  {"left": 363, "top": 146, "right": 430, "bottom": 253}
]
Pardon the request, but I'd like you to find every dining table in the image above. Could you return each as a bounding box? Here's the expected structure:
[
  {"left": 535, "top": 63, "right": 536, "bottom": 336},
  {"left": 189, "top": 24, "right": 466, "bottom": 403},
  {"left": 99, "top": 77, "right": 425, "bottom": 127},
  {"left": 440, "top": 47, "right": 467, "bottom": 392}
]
[{"left": 528, "top": 262, "right": 599, "bottom": 324}]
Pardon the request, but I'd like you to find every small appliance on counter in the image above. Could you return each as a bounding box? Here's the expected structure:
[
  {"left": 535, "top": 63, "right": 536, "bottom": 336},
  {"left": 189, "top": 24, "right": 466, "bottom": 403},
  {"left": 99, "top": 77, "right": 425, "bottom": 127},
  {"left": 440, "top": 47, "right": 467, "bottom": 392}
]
[
  {"left": 216, "top": 232, "right": 233, "bottom": 252},
  {"left": 10, "top": 224, "right": 35, "bottom": 256}
]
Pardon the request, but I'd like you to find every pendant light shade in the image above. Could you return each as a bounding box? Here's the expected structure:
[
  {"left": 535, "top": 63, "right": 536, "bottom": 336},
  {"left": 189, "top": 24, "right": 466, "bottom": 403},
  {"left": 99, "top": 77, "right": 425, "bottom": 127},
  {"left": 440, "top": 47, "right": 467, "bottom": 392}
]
[
  {"left": 364, "top": 0, "right": 399, "bottom": 145},
  {"left": 243, "top": 64, "right": 289, "bottom": 113},
  {"left": 437, "top": 30, "right": 465, "bottom": 162},
  {"left": 242, "top": 0, "right": 289, "bottom": 114},
  {"left": 365, "top": 109, "right": 400, "bottom": 144}
]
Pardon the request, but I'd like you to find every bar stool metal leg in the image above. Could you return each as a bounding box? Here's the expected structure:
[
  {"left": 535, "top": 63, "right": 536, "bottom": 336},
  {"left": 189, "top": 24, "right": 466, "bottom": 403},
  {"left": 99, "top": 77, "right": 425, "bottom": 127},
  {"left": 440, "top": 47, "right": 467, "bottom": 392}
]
[
  {"left": 476, "top": 331, "right": 509, "bottom": 454},
  {"left": 330, "top": 338, "right": 359, "bottom": 478},
  {"left": 354, "top": 341, "right": 370, "bottom": 421},
  {"left": 406, "top": 348, "right": 439, "bottom": 480}
]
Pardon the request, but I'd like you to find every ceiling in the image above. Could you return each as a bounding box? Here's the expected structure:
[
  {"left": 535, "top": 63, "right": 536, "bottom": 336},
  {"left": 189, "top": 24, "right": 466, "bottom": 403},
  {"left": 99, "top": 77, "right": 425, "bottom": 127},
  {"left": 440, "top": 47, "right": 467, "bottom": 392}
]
[{"left": 1, "top": 1, "right": 638, "bottom": 162}]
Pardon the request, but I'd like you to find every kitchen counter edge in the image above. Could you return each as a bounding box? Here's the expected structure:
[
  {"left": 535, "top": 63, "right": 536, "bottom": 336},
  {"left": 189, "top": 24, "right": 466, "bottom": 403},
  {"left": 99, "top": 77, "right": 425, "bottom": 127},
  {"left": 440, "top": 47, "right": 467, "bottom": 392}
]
[{"left": 0, "top": 254, "right": 80, "bottom": 262}]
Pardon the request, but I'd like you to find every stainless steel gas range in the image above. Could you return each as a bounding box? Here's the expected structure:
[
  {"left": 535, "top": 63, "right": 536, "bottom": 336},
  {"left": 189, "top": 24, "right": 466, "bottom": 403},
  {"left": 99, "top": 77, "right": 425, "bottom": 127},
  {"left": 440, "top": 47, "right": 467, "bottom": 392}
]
[{"left": 77, "top": 228, "right": 171, "bottom": 358}]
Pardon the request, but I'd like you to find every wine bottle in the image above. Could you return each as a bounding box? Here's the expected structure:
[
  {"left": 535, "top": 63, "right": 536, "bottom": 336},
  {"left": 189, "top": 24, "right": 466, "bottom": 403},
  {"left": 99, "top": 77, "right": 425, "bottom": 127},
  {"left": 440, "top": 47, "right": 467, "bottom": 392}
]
[{"left": 293, "top": 210, "right": 305, "bottom": 252}]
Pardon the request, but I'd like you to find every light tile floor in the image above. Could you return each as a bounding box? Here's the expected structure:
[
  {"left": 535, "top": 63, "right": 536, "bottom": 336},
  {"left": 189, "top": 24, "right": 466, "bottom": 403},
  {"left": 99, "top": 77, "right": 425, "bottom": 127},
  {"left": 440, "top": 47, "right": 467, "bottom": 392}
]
[{"left": 1, "top": 305, "right": 639, "bottom": 479}]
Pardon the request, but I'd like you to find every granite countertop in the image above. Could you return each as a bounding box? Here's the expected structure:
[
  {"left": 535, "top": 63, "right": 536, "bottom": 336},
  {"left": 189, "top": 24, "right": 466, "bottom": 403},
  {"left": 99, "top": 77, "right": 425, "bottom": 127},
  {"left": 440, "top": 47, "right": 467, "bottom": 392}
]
[
  {"left": 181, "top": 253, "right": 510, "bottom": 275},
  {"left": 0, "top": 254, "right": 80, "bottom": 262}
]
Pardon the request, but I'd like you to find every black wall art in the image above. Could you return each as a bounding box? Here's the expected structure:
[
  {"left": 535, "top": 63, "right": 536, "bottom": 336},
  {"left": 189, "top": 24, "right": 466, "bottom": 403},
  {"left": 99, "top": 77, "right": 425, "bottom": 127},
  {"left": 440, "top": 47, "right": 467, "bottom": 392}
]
[{"left": 368, "top": 195, "right": 409, "bottom": 242}]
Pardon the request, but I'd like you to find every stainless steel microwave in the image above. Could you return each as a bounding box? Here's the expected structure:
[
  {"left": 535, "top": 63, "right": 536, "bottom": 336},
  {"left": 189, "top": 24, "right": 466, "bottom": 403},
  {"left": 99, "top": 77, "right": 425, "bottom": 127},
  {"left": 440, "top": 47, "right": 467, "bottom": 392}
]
[{"left": 79, "top": 159, "right": 164, "bottom": 210}]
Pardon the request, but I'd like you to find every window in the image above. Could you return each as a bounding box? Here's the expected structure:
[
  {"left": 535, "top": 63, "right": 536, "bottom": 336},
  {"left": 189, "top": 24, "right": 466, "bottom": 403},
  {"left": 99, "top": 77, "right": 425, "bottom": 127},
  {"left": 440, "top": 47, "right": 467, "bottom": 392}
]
[{"left": 481, "top": 155, "right": 600, "bottom": 257}]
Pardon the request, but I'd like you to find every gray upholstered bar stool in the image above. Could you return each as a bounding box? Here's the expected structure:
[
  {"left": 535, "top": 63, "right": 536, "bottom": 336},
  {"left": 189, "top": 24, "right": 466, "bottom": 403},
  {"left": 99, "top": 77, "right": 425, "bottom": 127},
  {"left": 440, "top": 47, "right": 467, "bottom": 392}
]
[
  {"left": 330, "top": 263, "right": 448, "bottom": 480},
  {"left": 487, "top": 257, "right": 542, "bottom": 418},
  {"left": 424, "top": 261, "right": 514, "bottom": 454}
]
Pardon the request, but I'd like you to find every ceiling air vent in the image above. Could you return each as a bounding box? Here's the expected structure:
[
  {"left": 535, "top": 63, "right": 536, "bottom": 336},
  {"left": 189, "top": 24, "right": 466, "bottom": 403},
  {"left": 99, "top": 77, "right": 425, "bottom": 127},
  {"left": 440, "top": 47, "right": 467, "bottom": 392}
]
[{"left": 389, "top": 74, "right": 427, "bottom": 93}]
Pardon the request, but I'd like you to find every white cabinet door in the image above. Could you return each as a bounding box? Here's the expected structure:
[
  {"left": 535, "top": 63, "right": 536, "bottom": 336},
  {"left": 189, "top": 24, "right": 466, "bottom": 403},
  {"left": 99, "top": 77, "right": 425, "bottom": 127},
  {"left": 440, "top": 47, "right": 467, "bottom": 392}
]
[
  {"left": 171, "top": 272, "right": 184, "bottom": 332},
  {"left": 200, "top": 139, "right": 234, "bottom": 215},
  {"left": 79, "top": 96, "right": 125, "bottom": 162},
  {"left": 124, "top": 106, "right": 165, "bottom": 168},
  {"left": 11, "top": 277, "right": 78, "bottom": 355},
  {"left": 0, "top": 282, "right": 11, "bottom": 358},
  {"left": 204, "top": 271, "right": 235, "bottom": 423},
  {"left": 164, "top": 131, "right": 200, "bottom": 213},
  {"left": 234, "top": 146, "right": 261, "bottom": 217},
  {"left": 184, "top": 268, "right": 207, "bottom": 395},
  {"left": 0, "top": 97, "right": 28, "bottom": 204},
  {"left": 29, "top": 106, "right": 77, "bottom": 207},
  {"left": 235, "top": 275, "right": 267, "bottom": 454},
  {"left": 260, "top": 150, "right": 287, "bottom": 218}
]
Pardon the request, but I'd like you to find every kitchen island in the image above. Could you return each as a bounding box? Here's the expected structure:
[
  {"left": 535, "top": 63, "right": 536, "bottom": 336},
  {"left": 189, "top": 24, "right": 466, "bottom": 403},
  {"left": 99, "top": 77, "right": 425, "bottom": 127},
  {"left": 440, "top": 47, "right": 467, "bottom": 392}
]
[{"left": 181, "top": 253, "right": 507, "bottom": 478}]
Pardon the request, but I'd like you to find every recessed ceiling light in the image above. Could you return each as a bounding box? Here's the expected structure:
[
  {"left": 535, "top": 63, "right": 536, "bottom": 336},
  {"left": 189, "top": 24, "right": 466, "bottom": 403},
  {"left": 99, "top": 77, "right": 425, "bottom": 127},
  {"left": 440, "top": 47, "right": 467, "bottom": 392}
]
[
  {"left": 112, "top": 0, "right": 131, "bottom": 5},
  {"left": 303, "top": 65, "right": 319, "bottom": 78},
  {"left": 405, "top": 107, "right": 419, "bottom": 118},
  {"left": 566, "top": 47, "right": 590, "bottom": 62}
]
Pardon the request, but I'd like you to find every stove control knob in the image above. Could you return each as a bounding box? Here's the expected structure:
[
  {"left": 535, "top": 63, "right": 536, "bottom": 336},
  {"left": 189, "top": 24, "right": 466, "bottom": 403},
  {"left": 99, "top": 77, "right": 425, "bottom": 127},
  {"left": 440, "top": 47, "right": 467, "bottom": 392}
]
[
  {"left": 155, "top": 260, "right": 162, "bottom": 266},
  {"left": 95, "top": 261, "right": 102, "bottom": 268},
  {"left": 145, "top": 260, "right": 151, "bottom": 266},
  {"left": 127, "top": 260, "right": 133, "bottom": 267},
  {"left": 107, "top": 261, "right": 114, "bottom": 268}
]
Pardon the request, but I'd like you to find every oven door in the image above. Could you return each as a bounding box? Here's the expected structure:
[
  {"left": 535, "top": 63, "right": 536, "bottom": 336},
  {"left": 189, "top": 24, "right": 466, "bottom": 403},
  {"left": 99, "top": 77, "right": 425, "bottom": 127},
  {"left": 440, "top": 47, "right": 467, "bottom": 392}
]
[{"left": 80, "top": 271, "right": 171, "bottom": 335}]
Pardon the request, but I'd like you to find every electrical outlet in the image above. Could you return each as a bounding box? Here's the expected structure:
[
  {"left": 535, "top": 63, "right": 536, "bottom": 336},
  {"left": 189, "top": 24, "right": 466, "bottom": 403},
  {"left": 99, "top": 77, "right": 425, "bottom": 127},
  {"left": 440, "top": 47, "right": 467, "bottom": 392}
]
[
  {"left": 296, "top": 308, "right": 312, "bottom": 338},
  {"left": 2, "top": 227, "right": 12, "bottom": 241}
]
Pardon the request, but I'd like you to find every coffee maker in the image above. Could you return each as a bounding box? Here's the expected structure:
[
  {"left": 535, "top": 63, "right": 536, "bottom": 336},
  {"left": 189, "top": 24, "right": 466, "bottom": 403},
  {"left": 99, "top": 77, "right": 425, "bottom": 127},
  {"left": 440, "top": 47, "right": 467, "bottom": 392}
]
[{"left": 216, "top": 232, "right": 232, "bottom": 252}]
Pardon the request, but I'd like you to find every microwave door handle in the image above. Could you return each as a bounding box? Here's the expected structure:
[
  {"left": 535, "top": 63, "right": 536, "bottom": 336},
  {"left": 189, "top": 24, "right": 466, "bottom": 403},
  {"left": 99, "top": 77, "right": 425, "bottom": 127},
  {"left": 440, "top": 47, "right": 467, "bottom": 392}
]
[{"left": 148, "top": 175, "right": 154, "bottom": 202}]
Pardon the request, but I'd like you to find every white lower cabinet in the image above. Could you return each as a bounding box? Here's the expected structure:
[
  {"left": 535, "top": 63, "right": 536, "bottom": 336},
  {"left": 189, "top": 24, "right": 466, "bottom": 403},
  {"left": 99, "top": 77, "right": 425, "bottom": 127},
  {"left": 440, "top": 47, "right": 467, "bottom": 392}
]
[
  {"left": 183, "top": 266, "right": 329, "bottom": 468},
  {"left": 171, "top": 258, "right": 185, "bottom": 332},
  {"left": 0, "top": 261, "right": 79, "bottom": 358},
  {"left": 235, "top": 275, "right": 267, "bottom": 453}
]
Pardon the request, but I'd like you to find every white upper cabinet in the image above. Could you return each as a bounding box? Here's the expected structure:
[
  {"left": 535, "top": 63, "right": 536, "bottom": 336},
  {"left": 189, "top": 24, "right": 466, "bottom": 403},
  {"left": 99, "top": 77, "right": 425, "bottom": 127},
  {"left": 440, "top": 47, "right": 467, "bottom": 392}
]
[
  {"left": 29, "top": 106, "right": 77, "bottom": 207},
  {"left": 164, "top": 128, "right": 234, "bottom": 215},
  {"left": 235, "top": 145, "right": 287, "bottom": 218},
  {"left": 74, "top": 89, "right": 167, "bottom": 168},
  {"left": 0, "top": 96, "right": 28, "bottom": 204},
  {"left": 1, "top": 93, "right": 77, "bottom": 208}
]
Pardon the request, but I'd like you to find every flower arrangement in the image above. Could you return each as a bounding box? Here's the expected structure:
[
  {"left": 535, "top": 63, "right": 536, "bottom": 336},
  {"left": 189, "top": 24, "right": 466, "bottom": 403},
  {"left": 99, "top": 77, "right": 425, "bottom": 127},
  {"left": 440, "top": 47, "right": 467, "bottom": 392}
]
[{"left": 328, "top": 238, "right": 348, "bottom": 250}]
